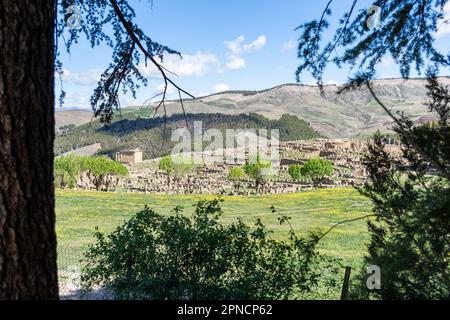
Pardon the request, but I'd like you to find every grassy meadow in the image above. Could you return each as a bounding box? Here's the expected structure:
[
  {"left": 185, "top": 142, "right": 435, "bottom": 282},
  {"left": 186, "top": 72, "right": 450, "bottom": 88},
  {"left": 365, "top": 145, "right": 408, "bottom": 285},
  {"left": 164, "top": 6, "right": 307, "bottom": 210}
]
[{"left": 56, "top": 187, "right": 373, "bottom": 270}]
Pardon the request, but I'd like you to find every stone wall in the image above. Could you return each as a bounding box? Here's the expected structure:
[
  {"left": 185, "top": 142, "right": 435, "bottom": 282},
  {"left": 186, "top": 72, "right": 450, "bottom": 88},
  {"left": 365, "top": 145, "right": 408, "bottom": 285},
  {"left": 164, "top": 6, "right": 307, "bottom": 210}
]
[{"left": 72, "top": 139, "right": 382, "bottom": 195}]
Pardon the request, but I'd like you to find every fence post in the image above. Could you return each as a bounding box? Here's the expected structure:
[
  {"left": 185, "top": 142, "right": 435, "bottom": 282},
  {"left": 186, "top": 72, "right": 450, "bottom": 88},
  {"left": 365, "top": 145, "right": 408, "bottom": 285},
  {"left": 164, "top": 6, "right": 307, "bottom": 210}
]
[{"left": 340, "top": 266, "right": 352, "bottom": 300}]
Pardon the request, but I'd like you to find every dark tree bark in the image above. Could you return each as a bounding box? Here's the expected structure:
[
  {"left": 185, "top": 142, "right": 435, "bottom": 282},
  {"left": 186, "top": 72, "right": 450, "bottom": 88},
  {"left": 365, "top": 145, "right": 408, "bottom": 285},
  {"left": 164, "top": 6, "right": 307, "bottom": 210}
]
[{"left": 0, "top": 0, "right": 58, "bottom": 299}]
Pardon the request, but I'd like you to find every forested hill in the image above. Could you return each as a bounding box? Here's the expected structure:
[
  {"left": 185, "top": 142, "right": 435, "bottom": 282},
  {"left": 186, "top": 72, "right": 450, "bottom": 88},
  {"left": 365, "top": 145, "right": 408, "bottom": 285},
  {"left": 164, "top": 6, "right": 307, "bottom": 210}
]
[{"left": 55, "top": 113, "right": 322, "bottom": 160}]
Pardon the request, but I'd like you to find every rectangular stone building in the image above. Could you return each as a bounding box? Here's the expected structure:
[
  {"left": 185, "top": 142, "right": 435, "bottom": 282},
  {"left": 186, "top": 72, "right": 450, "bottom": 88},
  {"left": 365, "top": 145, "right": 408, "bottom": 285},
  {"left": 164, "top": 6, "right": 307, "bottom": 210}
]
[{"left": 116, "top": 148, "right": 143, "bottom": 165}]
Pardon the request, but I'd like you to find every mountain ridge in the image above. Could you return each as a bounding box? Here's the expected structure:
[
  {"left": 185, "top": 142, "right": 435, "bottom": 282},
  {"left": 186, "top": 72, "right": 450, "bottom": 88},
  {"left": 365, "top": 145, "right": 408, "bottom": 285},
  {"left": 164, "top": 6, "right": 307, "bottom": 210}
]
[
  {"left": 172, "top": 76, "right": 450, "bottom": 101},
  {"left": 56, "top": 77, "right": 450, "bottom": 138}
]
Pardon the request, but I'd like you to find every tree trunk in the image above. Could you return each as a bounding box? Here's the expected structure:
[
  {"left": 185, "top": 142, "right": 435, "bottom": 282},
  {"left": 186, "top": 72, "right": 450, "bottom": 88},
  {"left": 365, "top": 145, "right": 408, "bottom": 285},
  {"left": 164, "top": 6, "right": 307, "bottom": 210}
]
[
  {"left": 255, "top": 179, "right": 261, "bottom": 194},
  {"left": 0, "top": 0, "right": 58, "bottom": 299},
  {"left": 166, "top": 175, "right": 170, "bottom": 194}
]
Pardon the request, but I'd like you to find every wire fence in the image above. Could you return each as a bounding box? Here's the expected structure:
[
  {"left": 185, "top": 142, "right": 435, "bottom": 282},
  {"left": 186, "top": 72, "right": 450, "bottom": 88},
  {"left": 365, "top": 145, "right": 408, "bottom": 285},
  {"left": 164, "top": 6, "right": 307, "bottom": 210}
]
[{"left": 57, "top": 247, "right": 111, "bottom": 300}]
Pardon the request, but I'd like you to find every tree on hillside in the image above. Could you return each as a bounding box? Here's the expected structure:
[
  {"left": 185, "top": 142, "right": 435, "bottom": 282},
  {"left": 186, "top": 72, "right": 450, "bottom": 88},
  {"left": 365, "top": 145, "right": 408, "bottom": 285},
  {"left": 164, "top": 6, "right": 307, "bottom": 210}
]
[
  {"left": 172, "top": 157, "right": 197, "bottom": 194},
  {"left": 80, "top": 157, "right": 128, "bottom": 191},
  {"left": 300, "top": 158, "right": 333, "bottom": 188},
  {"left": 244, "top": 155, "right": 273, "bottom": 194},
  {"left": 297, "top": 0, "right": 450, "bottom": 299},
  {"left": 54, "top": 154, "right": 81, "bottom": 189},
  {"left": 288, "top": 164, "right": 302, "bottom": 182},
  {"left": 228, "top": 167, "right": 246, "bottom": 192},
  {"left": 0, "top": 0, "right": 190, "bottom": 298},
  {"left": 159, "top": 156, "right": 174, "bottom": 191}
]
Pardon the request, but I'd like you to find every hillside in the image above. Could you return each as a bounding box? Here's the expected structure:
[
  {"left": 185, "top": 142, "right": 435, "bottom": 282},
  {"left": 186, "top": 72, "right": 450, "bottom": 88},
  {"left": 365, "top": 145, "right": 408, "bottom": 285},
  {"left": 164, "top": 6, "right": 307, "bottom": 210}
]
[
  {"left": 56, "top": 77, "right": 449, "bottom": 139},
  {"left": 55, "top": 109, "right": 93, "bottom": 129},
  {"left": 55, "top": 113, "right": 322, "bottom": 159},
  {"left": 141, "top": 78, "right": 449, "bottom": 138}
]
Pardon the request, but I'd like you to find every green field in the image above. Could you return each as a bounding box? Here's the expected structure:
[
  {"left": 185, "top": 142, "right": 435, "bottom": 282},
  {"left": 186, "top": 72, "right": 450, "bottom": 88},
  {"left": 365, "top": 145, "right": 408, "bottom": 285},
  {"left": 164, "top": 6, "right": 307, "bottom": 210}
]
[{"left": 56, "top": 187, "right": 373, "bottom": 271}]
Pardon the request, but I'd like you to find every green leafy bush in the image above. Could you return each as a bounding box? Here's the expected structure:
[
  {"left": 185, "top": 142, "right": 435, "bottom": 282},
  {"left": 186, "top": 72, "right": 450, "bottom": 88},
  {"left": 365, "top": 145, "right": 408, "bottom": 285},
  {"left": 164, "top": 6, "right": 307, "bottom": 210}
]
[
  {"left": 244, "top": 155, "right": 273, "bottom": 193},
  {"left": 301, "top": 157, "right": 333, "bottom": 188},
  {"left": 158, "top": 155, "right": 174, "bottom": 174},
  {"left": 54, "top": 154, "right": 80, "bottom": 189},
  {"left": 288, "top": 164, "right": 302, "bottom": 182},
  {"left": 81, "top": 199, "right": 339, "bottom": 300},
  {"left": 79, "top": 156, "right": 128, "bottom": 191},
  {"left": 54, "top": 155, "right": 128, "bottom": 191},
  {"left": 228, "top": 167, "right": 246, "bottom": 192}
]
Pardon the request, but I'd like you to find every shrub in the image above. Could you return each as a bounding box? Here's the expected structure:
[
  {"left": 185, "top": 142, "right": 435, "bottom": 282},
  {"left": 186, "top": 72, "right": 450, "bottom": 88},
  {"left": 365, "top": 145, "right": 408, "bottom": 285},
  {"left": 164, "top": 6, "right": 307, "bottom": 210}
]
[
  {"left": 54, "top": 154, "right": 80, "bottom": 189},
  {"left": 244, "top": 155, "right": 273, "bottom": 193},
  {"left": 301, "top": 157, "right": 333, "bottom": 188},
  {"left": 288, "top": 164, "right": 302, "bottom": 182},
  {"left": 81, "top": 199, "right": 338, "bottom": 300},
  {"left": 228, "top": 167, "right": 246, "bottom": 192},
  {"left": 79, "top": 156, "right": 128, "bottom": 191},
  {"left": 159, "top": 155, "right": 174, "bottom": 189}
]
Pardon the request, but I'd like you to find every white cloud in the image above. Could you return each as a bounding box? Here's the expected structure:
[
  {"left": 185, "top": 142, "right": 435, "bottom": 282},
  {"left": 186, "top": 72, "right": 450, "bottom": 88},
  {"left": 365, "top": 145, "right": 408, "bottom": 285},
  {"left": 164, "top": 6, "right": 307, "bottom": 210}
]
[
  {"left": 119, "top": 95, "right": 139, "bottom": 107},
  {"left": 212, "top": 83, "right": 230, "bottom": 93},
  {"left": 224, "top": 35, "right": 245, "bottom": 54},
  {"left": 380, "top": 56, "right": 394, "bottom": 67},
  {"left": 325, "top": 80, "right": 339, "bottom": 86},
  {"left": 225, "top": 55, "right": 246, "bottom": 70},
  {"left": 281, "top": 40, "right": 296, "bottom": 52},
  {"left": 140, "top": 52, "right": 218, "bottom": 77},
  {"left": 224, "top": 35, "right": 267, "bottom": 54},
  {"left": 224, "top": 35, "right": 266, "bottom": 70},
  {"left": 61, "top": 91, "right": 139, "bottom": 109},
  {"left": 242, "top": 35, "right": 267, "bottom": 52},
  {"left": 59, "top": 69, "right": 102, "bottom": 86},
  {"left": 436, "top": 3, "right": 450, "bottom": 38},
  {"left": 63, "top": 92, "right": 91, "bottom": 109}
]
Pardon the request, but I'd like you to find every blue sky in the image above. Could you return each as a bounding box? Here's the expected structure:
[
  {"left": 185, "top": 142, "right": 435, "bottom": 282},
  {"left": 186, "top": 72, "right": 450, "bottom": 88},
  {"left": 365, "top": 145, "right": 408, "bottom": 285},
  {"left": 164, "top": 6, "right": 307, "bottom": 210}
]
[{"left": 58, "top": 0, "right": 450, "bottom": 109}]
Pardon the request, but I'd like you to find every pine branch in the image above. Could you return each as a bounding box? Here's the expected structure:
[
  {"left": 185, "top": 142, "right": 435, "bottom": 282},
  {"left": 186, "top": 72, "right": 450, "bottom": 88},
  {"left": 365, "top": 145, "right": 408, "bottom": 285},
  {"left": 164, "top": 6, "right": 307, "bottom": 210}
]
[
  {"left": 109, "top": 0, "right": 194, "bottom": 119},
  {"left": 365, "top": 80, "right": 450, "bottom": 179},
  {"left": 316, "top": 214, "right": 377, "bottom": 242}
]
